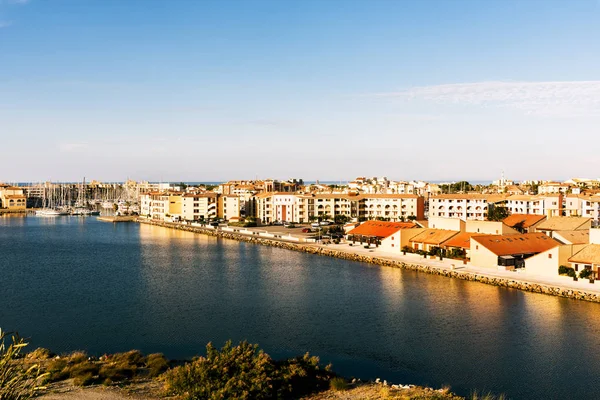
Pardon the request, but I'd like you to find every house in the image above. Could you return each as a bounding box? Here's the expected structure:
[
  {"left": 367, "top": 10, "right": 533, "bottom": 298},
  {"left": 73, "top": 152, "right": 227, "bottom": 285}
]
[
  {"left": 441, "top": 232, "right": 483, "bottom": 259},
  {"left": 347, "top": 220, "right": 420, "bottom": 251},
  {"left": 524, "top": 244, "right": 586, "bottom": 278},
  {"left": 470, "top": 233, "right": 561, "bottom": 270},
  {"left": 567, "top": 244, "right": 600, "bottom": 280},
  {"left": 535, "top": 217, "right": 592, "bottom": 238},
  {"left": 552, "top": 230, "right": 589, "bottom": 245},
  {"left": 409, "top": 229, "right": 460, "bottom": 253},
  {"left": 502, "top": 214, "right": 547, "bottom": 233},
  {"left": 0, "top": 184, "right": 27, "bottom": 210}
]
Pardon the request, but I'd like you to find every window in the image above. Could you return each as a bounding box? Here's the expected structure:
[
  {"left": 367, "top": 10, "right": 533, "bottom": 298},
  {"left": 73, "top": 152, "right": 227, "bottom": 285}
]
[
  {"left": 391, "top": 244, "right": 395, "bottom": 247},
  {"left": 476, "top": 245, "right": 479, "bottom": 250},
  {"left": 548, "top": 254, "right": 552, "bottom": 259}
]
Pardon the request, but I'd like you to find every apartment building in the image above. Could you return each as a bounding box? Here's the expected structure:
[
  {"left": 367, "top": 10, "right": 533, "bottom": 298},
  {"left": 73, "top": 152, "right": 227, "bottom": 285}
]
[
  {"left": 253, "top": 192, "right": 424, "bottom": 224},
  {"left": 218, "top": 195, "right": 241, "bottom": 221},
  {"left": 506, "top": 194, "right": 563, "bottom": 217},
  {"left": 140, "top": 191, "right": 184, "bottom": 220},
  {"left": 182, "top": 193, "right": 218, "bottom": 221},
  {"left": 428, "top": 194, "right": 507, "bottom": 221}
]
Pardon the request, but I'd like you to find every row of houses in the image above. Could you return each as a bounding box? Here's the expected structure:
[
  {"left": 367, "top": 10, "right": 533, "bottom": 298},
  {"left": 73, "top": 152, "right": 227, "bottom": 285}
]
[{"left": 347, "top": 216, "right": 600, "bottom": 279}]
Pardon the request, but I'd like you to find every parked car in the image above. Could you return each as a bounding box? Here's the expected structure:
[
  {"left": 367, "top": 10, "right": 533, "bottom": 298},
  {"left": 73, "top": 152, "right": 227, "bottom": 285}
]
[
  {"left": 311, "top": 222, "right": 321, "bottom": 228},
  {"left": 273, "top": 221, "right": 283, "bottom": 226},
  {"left": 284, "top": 222, "right": 295, "bottom": 228},
  {"left": 301, "top": 228, "right": 311, "bottom": 233},
  {"left": 319, "top": 221, "right": 331, "bottom": 226}
]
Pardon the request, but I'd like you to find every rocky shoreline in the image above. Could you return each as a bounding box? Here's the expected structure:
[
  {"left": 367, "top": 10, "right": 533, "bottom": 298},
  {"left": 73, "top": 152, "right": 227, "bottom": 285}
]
[{"left": 138, "top": 219, "right": 600, "bottom": 303}]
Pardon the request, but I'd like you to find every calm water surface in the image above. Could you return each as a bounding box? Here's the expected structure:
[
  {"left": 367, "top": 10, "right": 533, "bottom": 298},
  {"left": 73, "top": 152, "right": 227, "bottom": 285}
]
[{"left": 2, "top": 216, "right": 600, "bottom": 399}]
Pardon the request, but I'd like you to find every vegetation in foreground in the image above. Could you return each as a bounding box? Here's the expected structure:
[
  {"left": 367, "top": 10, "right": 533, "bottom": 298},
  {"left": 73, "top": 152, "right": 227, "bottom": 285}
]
[{"left": 2, "top": 329, "right": 506, "bottom": 400}]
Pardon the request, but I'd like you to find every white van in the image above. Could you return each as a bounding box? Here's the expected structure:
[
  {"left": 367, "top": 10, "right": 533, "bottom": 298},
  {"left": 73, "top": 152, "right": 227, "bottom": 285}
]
[{"left": 311, "top": 222, "right": 320, "bottom": 228}]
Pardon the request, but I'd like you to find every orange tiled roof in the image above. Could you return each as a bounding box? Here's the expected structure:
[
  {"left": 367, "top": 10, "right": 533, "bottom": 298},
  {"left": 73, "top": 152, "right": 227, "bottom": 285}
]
[
  {"left": 568, "top": 244, "right": 600, "bottom": 264},
  {"left": 348, "top": 220, "right": 418, "bottom": 238},
  {"left": 409, "top": 229, "right": 460, "bottom": 245},
  {"left": 472, "top": 233, "right": 559, "bottom": 256},
  {"left": 536, "top": 216, "right": 591, "bottom": 232},
  {"left": 502, "top": 214, "right": 547, "bottom": 228},
  {"left": 442, "top": 232, "right": 484, "bottom": 249}
]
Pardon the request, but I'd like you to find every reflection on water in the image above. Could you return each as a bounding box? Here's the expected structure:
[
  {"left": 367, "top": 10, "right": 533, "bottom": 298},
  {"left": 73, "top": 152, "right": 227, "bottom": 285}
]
[{"left": 2, "top": 217, "right": 600, "bottom": 399}]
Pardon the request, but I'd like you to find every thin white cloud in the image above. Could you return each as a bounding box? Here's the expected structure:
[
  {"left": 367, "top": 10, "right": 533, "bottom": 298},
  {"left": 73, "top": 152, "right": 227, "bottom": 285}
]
[
  {"left": 6, "top": 0, "right": 30, "bottom": 4},
  {"left": 0, "top": 20, "right": 12, "bottom": 28},
  {"left": 59, "top": 143, "right": 89, "bottom": 152},
  {"left": 376, "top": 81, "right": 600, "bottom": 117}
]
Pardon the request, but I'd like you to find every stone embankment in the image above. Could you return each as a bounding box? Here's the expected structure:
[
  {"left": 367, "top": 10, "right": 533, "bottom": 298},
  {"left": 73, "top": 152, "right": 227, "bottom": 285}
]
[{"left": 139, "top": 219, "right": 600, "bottom": 304}]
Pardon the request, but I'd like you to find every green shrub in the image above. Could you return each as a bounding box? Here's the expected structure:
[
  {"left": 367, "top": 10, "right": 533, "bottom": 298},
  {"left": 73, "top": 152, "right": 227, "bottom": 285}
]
[
  {"left": 579, "top": 269, "right": 593, "bottom": 279},
  {"left": 72, "top": 372, "right": 95, "bottom": 387},
  {"left": 558, "top": 265, "right": 576, "bottom": 277},
  {"left": 164, "top": 342, "right": 333, "bottom": 400},
  {"left": 329, "top": 377, "right": 348, "bottom": 391},
  {"left": 0, "top": 329, "right": 47, "bottom": 399},
  {"left": 164, "top": 341, "right": 274, "bottom": 400},
  {"left": 274, "top": 353, "right": 333, "bottom": 398},
  {"left": 146, "top": 353, "right": 169, "bottom": 377}
]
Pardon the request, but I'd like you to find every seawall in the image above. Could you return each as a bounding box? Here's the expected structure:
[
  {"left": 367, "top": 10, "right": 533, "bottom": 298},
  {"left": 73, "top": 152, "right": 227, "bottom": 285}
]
[{"left": 138, "top": 219, "right": 600, "bottom": 303}]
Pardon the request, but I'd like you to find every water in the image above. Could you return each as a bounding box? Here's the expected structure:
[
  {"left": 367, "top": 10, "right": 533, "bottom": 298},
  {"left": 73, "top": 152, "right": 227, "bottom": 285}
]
[{"left": 1, "top": 216, "right": 599, "bottom": 399}]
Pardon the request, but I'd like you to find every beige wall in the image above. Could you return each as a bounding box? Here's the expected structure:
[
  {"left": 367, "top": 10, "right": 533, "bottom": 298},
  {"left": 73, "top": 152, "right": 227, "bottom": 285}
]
[
  {"left": 469, "top": 238, "right": 500, "bottom": 268},
  {"left": 466, "top": 221, "right": 519, "bottom": 235},
  {"left": 429, "top": 217, "right": 465, "bottom": 231},
  {"left": 525, "top": 245, "right": 585, "bottom": 277},
  {"left": 590, "top": 229, "right": 600, "bottom": 245}
]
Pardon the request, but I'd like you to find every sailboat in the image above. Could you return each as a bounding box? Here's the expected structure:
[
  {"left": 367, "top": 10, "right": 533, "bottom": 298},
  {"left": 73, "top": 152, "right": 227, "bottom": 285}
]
[{"left": 36, "top": 183, "right": 69, "bottom": 216}]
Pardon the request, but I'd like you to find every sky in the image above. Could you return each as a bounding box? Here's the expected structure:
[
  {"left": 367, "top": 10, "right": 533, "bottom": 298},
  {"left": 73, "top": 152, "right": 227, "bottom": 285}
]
[{"left": 1, "top": 0, "right": 599, "bottom": 183}]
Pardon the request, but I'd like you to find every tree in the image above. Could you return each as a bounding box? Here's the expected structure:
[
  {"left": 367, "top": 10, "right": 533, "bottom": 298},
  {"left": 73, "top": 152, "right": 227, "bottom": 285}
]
[
  {"left": 488, "top": 205, "right": 509, "bottom": 221},
  {"left": 334, "top": 215, "right": 350, "bottom": 225}
]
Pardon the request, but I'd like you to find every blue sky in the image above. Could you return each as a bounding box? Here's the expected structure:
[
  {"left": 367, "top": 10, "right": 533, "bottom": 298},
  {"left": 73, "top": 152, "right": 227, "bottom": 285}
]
[{"left": 1, "top": 0, "right": 599, "bottom": 182}]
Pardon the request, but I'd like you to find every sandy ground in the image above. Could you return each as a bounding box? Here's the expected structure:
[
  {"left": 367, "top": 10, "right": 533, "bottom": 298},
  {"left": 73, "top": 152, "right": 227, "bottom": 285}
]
[
  {"left": 39, "top": 380, "right": 165, "bottom": 400},
  {"left": 39, "top": 381, "right": 456, "bottom": 400}
]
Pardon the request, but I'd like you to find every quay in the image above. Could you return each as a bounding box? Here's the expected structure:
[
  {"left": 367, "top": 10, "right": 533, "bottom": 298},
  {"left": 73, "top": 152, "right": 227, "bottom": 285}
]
[
  {"left": 98, "top": 216, "right": 137, "bottom": 223},
  {"left": 138, "top": 219, "right": 600, "bottom": 304}
]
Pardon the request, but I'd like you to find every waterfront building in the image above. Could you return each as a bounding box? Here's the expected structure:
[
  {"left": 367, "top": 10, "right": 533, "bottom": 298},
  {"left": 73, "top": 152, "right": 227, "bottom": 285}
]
[
  {"left": 408, "top": 229, "right": 460, "bottom": 253},
  {"left": 181, "top": 193, "right": 218, "bottom": 221},
  {"left": 428, "top": 194, "right": 507, "bottom": 221},
  {"left": 567, "top": 244, "right": 600, "bottom": 280},
  {"left": 140, "top": 191, "right": 184, "bottom": 220},
  {"left": 0, "top": 184, "right": 27, "bottom": 210},
  {"left": 505, "top": 194, "right": 563, "bottom": 217},
  {"left": 347, "top": 220, "right": 418, "bottom": 251},
  {"left": 538, "top": 182, "right": 571, "bottom": 194},
  {"left": 470, "top": 232, "right": 561, "bottom": 269},
  {"left": 218, "top": 195, "right": 242, "bottom": 221}
]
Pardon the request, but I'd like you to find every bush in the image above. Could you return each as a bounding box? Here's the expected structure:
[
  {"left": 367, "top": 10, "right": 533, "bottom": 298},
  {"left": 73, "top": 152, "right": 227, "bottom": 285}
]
[
  {"left": 146, "top": 353, "right": 169, "bottom": 378},
  {"left": 558, "top": 265, "right": 576, "bottom": 277},
  {"left": 579, "top": 269, "right": 593, "bottom": 279},
  {"left": 0, "top": 329, "right": 47, "bottom": 399},
  {"left": 164, "top": 341, "right": 274, "bottom": 400},
  {"left": 164, "top": 341, "right": 333, "bottom": 400},
  {"left": 329, "top": 377, "right": 348, "bottom": 391}
]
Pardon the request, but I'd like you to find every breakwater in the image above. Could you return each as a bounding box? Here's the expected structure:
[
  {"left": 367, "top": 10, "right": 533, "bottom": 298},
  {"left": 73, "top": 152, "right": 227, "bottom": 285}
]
[{"left": 138, "top": 219, "right": 600, "bottom": 304}]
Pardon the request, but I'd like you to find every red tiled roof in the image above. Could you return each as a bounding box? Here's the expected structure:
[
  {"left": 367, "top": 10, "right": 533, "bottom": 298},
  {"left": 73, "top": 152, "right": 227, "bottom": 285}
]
[
  {"left": 348, "top": 220, "right": 417, "bottom": 238},
  {"left": 472, "top": 233, "right": 560, "bottom": 256},
  {"left": 442, "top": 232, "right": 484, "bottom": 249},
  {"left": 502, "top": 214, "right": 546, "bottom": 228}
]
